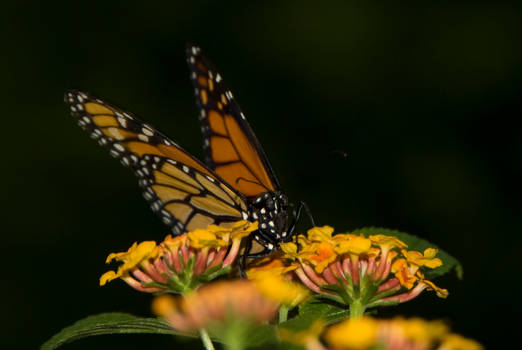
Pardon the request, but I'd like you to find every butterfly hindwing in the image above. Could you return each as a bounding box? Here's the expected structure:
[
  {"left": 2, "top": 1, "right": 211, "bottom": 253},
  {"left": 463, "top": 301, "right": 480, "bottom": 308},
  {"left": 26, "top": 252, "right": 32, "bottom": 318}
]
[
  {"left": 65, "top": 90, "right": 248, "bottom": 234},
  {"left": 186, "top": 45, "right": 281, "bottom": 198}
]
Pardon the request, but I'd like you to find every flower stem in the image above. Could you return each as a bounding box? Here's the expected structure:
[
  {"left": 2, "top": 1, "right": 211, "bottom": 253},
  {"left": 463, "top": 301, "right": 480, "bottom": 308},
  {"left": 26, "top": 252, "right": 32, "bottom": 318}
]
[
  {"left": 279, "top": 306, "right": 289, "bottom": 323},
  {"left": 198, "top": 328, "right": 215, "bottom": 350},
  {"left": 349, "top": 299, "right": 365, "bottom": 318}
]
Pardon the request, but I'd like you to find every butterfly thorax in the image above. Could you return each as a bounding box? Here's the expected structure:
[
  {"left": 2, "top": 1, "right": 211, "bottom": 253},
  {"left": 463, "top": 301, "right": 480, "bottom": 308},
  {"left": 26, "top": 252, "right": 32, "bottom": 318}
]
[{"left": 248, "top": 191, "right": 289, "bottom": 248}]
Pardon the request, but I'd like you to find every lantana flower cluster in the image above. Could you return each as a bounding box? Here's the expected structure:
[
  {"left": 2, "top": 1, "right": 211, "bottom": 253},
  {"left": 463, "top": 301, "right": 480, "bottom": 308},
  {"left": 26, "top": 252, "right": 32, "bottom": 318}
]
[
  {"left": 152, "top": 280, "right": 280, "bottom": 334},
  {"left": 281, "top": 315, "right": 483, "bottom": 350},
  {"left": 150, "top": 278, "right": 480, "bottom": 350},
  {"left": 100, "top": 220, "right": 257, "bottom": 294},
  {"left": 151, "top": 277, "right": 309, "bottom": 348},
  {"left": 250, "top": 226, "right": 448, "bottom": 315},
  {"left": 96, "top": 222, "right": 478, "bottom": 350}
]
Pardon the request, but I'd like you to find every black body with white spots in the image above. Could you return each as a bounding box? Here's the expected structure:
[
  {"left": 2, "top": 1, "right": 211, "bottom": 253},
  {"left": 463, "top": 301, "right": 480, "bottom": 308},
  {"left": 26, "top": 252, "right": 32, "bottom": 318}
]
[{"left": 248, "top": 191, "right": 290, "bottom": 250}]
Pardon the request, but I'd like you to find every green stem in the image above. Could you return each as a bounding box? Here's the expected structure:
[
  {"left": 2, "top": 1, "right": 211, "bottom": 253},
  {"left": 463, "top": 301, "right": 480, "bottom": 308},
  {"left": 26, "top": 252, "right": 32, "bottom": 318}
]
[
  {"left": 225, "top": 339, "right": 244, "bottom": 350},
  {"left": 198, "top": 328, "right": 215, "bottom": 350},
  {"left": 349, "top": 299, "right": 365, "bottom": 318},
  {"left": 279, "top": 306, "right": 289, "bottom": 323},
  {"left": 221, "top": 320, "right": 246, "bottom": 350}
]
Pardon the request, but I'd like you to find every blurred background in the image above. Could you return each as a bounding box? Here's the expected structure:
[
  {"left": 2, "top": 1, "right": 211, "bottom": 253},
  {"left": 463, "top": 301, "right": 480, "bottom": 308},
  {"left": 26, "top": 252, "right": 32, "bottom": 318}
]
[{"left": 2, "top": 1, "right": 521, "bottom": 349}]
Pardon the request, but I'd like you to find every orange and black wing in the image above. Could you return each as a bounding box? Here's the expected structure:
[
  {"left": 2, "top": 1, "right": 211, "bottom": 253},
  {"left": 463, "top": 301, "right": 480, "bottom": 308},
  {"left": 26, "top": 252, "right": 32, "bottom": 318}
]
[
  {"left": 186, "top": 45, "right": 280, "bottom": 198},
  {"left": 65, "top": 90, "right": 248, "bottom": 235}
]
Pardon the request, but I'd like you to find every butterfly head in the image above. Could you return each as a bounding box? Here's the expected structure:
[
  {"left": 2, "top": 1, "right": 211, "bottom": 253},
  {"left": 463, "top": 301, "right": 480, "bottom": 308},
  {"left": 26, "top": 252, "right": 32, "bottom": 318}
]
[{"left": 249, "top": 191, "right": 289, "bottom": 243}]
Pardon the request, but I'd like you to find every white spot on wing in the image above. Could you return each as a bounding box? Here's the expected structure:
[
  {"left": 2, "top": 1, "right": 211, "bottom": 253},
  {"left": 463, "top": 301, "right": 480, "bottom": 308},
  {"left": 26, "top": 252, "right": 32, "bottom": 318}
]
[
  {"left": 118, "top": 117, "right": 127, "bottom": 127},
  {"left": 142, "top": 128, "right": 154, "bottom": 136},
  {"left": 113, "top": 143, "right": 125, "bottom": 152}
]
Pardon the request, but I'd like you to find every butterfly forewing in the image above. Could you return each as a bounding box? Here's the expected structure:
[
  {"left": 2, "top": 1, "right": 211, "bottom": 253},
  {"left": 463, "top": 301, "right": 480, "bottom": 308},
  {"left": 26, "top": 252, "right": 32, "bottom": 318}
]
[
  {"left": 186, "top": 45, "right": 281, "bottom": 198},
  {"left": 65, "top": 90, "right": 248, "bottom": 235}
]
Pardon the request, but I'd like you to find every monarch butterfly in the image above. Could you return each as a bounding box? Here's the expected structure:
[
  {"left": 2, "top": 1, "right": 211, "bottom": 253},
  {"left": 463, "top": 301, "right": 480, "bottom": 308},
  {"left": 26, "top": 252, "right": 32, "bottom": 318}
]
[{"left": 65, "top": 45, "right": 313, "bottom": 269}]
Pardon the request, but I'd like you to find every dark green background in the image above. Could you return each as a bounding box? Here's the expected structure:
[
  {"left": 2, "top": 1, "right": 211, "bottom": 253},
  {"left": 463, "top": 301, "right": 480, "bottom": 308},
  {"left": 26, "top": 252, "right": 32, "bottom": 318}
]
[{"left": 2, "top": 1, "right": 520, "bottom": 349}]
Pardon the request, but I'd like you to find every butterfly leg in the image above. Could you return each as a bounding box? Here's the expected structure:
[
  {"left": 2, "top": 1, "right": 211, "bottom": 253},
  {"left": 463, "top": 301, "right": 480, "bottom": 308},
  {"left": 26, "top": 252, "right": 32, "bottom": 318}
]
[
  {"left": 239, "top": 230, "right": 278, "bottom": 278},
  {"left": 246, "top": 248, "right": 275, "bottom": 259},
  {"left": 286, "top": 201, "right": 315, "bottom": 253},
  {"left": 301, "top": 201, "right": 315, "bottom": 227},
  {"left": 239, "top": 235, "right": 253, "bottom": 278},
  {"left": 287, "top": 201, "right": 315, "bottom": 239}
]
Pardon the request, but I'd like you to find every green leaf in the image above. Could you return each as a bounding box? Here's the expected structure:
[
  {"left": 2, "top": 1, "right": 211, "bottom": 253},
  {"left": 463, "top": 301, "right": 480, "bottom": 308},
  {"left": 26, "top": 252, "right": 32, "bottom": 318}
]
[
  {"left": 300, "top": 299, "right": 350, "bottom": 324},
  {"left": 242, "top": 323, "right": 279, "bottom": 348},
  {"left": 277, "top": 300, "right": 348, "bottom": 350},
  {"left": 280, "top": 299, "right": 349, "bottom": 333},
  {"left": 210, "top": 319, "right": 278, "bottom": 349},
  {"left": 41, "top": 312, "right": 187, "bottom": 350},
  {"left": 349, "top": 227, "right": 463, "bottom": 280}
]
